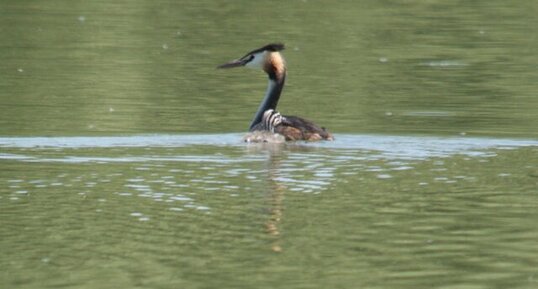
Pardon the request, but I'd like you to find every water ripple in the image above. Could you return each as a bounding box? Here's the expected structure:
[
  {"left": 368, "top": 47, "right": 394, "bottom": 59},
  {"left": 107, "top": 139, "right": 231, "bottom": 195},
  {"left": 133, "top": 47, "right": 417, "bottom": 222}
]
[{"left": 0, "top": 134, "right": 536, "bottom": 160}]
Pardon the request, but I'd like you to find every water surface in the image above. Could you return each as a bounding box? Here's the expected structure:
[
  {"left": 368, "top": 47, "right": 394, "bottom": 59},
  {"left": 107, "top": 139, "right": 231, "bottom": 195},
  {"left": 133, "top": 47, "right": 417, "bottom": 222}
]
[
  {"left": 2, "top": 135, "right": 538, "bottom": 288},
  {"left": 1, "top": 0, "right": 538, "bottom": 288}
]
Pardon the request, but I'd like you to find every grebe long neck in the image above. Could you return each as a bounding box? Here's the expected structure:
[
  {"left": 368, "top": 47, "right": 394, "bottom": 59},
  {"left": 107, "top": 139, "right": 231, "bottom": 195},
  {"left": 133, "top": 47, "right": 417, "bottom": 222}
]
[
  {"left": 249, "top": 72, "right": 286, "bottom": 130},
  {"left": 216, "top": 44, "right": 287, "bottom": 131}
]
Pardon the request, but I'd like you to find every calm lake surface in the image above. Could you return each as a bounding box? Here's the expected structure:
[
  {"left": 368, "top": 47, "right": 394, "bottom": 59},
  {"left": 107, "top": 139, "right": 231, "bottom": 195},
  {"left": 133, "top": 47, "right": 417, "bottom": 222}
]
[{"left": 1, "top": 1, "right": 537, "bottom": 288}]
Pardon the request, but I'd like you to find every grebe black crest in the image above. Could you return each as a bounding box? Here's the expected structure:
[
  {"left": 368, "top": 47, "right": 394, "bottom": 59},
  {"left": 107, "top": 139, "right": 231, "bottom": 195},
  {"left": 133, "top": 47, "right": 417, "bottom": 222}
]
[{"left": 218, "top": 43, "right": 334, "bottom": 142}]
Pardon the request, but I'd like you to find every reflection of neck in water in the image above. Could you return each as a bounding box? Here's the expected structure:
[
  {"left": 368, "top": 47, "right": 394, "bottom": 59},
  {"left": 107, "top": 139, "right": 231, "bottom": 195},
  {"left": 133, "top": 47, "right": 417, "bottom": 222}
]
[
  {"left": 264, "top": 151, "right": 286, "bottom": 253},
  {"left": 246, "top": 142, "right": 331, "bottom": 252}
]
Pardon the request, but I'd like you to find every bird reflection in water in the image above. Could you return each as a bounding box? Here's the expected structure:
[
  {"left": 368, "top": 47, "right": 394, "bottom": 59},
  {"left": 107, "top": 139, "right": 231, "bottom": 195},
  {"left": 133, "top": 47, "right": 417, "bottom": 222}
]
[{"left": 246, "top": 143, "right": 319, "bottom": 252}]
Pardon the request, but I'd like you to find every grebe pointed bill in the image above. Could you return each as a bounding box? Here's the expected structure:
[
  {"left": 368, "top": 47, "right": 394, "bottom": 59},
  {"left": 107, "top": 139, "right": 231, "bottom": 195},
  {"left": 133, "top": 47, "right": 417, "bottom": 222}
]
[{"left": 218, "top": 43, "right": 334, "bottom": 142}]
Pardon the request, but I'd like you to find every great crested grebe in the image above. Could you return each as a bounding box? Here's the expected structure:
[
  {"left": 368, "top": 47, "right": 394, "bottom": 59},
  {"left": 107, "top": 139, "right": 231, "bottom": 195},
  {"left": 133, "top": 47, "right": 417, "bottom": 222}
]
[{"left": 218, "top": 43, "right": 334, "bottom": 142}]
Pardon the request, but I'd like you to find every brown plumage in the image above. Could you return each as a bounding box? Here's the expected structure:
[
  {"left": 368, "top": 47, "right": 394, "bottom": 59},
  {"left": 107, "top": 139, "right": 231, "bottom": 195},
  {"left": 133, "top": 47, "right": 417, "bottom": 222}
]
[
  {"left": 275, "top": 116, "right": 333, "bottom": 141},
  {"left": 250, "top": 113, "right": 333, "bottom": 141},
  {"left": 218, "top": 43, "right": 334, "bottom": 142}
]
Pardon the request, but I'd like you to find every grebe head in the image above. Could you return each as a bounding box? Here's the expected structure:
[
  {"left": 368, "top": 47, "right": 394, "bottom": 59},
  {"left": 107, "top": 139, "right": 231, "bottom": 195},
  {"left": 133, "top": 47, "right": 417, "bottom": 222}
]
[
  {"left": 218, "top": 43, "right": 288, "bottom": 131},
  {"left": 217, "top": 43, "right": 286, "bottom": 79}
]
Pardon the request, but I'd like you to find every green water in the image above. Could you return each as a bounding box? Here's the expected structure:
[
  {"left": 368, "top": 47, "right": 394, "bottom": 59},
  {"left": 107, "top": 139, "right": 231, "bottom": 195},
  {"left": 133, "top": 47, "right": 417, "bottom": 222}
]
[
  {"left": 1, "top": 1, "right": 538, "bottom": 288},
  {"left": 1, "top": 0, "right": 537, "bottom": 136}
]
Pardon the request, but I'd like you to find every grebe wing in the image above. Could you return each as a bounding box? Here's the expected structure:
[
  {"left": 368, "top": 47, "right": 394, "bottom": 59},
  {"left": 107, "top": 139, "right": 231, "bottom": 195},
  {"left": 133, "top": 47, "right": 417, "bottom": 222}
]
[{"left": 276, "top": 115, "right": 334, "bottom": 141}]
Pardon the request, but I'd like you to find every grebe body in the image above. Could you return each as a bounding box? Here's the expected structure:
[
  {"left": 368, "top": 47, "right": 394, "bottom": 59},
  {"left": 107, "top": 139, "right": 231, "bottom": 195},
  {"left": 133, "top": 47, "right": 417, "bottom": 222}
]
[{"left": 218, "top": 43, "right": 333, "bottom": 142}]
